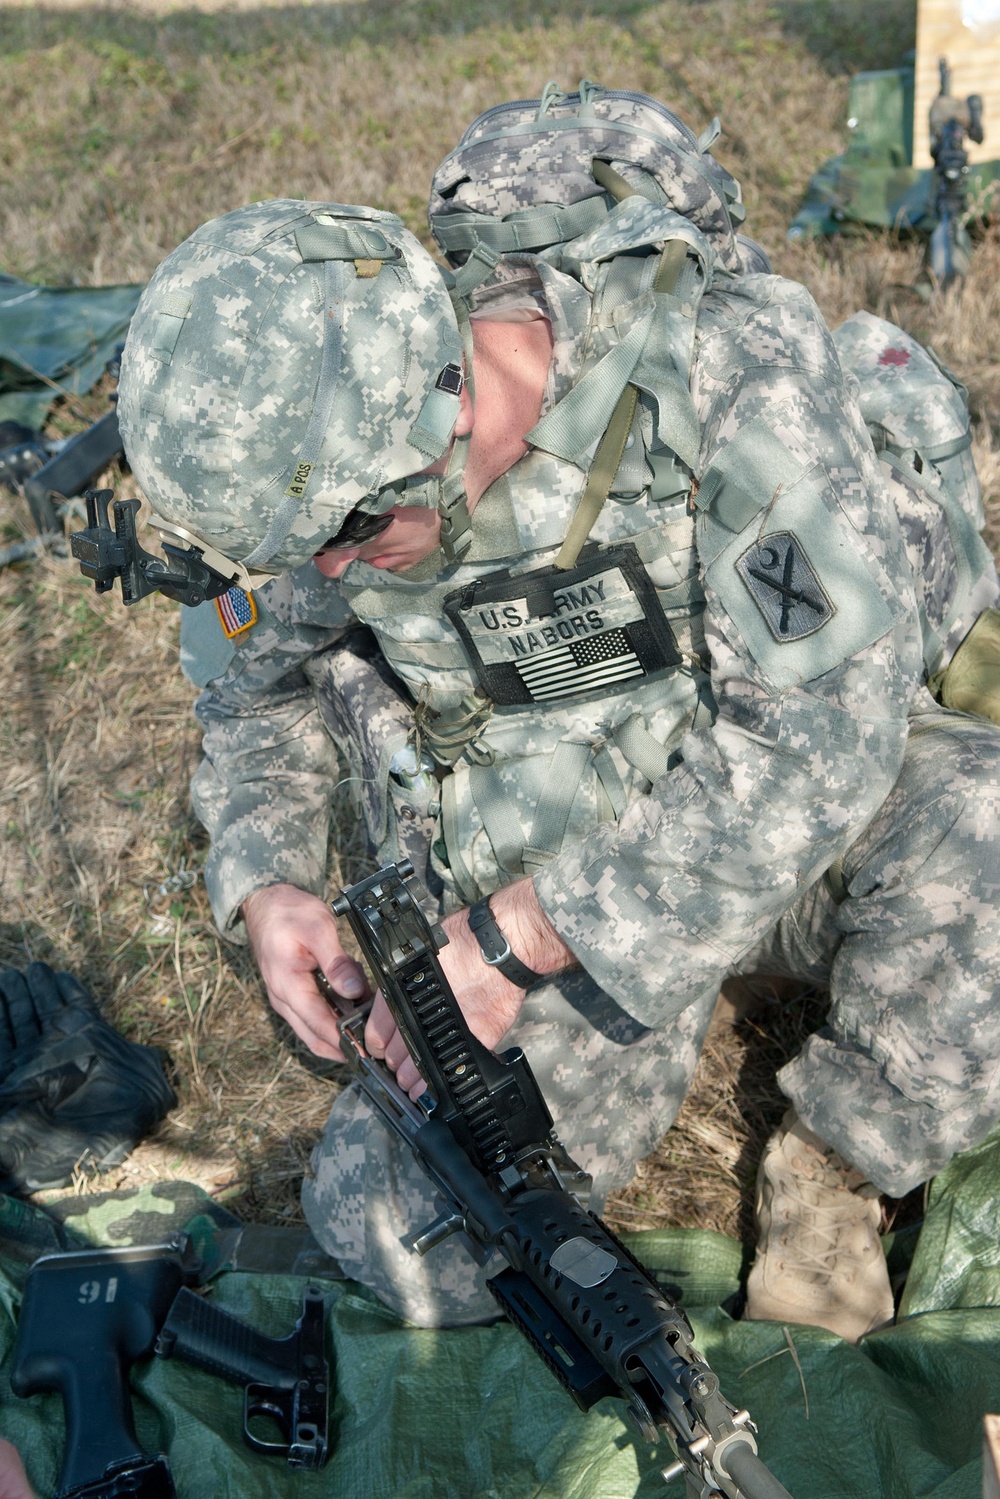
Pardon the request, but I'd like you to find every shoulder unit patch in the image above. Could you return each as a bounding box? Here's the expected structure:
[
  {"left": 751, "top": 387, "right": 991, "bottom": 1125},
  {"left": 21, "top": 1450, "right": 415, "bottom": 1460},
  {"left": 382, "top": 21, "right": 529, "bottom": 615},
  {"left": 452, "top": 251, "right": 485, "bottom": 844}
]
[
  {"left": 215, "top": 585, "right": 257, "bottom": 639},
  {"left": 735, "top": 532, "right": 834, "bottom": 642}
]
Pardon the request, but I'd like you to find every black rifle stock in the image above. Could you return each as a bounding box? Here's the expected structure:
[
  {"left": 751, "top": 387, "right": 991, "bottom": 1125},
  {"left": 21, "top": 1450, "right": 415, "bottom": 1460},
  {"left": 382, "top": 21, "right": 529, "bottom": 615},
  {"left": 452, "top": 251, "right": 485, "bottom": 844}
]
[
  {"left": 10, "top": 1239, "right": 196, "bottom": 1499},
  {"left": 326, "top": 861, "right": 794, "bottom": 1499}
]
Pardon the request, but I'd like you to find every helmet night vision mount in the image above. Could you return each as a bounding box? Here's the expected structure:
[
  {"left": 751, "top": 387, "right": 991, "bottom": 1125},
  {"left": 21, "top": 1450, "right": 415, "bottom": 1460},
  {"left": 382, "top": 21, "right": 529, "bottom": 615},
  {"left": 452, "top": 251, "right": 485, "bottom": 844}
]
[{"left": 71, "top": 489, "right": 241, "bottom": 607}]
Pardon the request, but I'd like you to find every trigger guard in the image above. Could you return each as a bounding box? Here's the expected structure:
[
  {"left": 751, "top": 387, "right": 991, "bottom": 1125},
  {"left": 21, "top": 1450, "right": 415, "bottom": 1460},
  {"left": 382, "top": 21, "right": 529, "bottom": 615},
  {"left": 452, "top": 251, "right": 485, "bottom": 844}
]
[{"left": 243, "top": 1383, "right": 292, "bottom": 1456}]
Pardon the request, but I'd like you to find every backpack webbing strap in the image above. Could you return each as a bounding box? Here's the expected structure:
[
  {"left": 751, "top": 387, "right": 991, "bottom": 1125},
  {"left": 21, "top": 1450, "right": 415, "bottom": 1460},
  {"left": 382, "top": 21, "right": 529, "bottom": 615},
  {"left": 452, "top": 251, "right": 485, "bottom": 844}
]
[
  {"left": 468, "top": 740, "right": 605, "bottom": 879},
  {"left": 554, "top": 236, "right": 689, "bottom": 572},
  {"left": 433, "top": 197, "right": 610, "bottom": 259},
  {"left": 592, "top": 744, "right": 628, "bottom": 819},
  {"left": 591, "top": 157, "right": 664, "bottom": 206},
  {"left": 524, "top": 740, "right": 593, "bottom": 871},
  {"left": 611, "top": 713, "right": 672, "bottom": 784},
  {"left": 468, "top": 763, "right": 529, "bottom": 878}
]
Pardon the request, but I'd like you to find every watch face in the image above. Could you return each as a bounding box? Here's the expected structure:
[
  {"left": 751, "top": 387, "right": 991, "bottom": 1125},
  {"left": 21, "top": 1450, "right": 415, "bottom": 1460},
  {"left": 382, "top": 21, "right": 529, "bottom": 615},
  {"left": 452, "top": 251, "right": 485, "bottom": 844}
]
[{"left": 444, "top": 544, "right": 682, "bottom": 707}]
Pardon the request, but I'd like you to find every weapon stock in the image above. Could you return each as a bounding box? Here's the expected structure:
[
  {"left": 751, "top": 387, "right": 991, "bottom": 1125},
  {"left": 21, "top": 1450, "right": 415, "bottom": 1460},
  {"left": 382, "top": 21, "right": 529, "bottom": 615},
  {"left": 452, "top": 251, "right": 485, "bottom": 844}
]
[
  {"left": 326, "top": 861, "right": 795, "bottom": 1499},
  {"left": 10, "top": 1239, "right": 197, "bottom": 1499}
]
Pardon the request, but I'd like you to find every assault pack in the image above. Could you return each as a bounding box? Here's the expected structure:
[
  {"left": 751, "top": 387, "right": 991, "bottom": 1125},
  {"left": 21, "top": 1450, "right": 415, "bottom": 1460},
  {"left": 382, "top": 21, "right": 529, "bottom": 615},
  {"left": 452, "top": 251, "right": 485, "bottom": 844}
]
[{"left": 428, "top": 80, "right": 997, "bottom": 687}]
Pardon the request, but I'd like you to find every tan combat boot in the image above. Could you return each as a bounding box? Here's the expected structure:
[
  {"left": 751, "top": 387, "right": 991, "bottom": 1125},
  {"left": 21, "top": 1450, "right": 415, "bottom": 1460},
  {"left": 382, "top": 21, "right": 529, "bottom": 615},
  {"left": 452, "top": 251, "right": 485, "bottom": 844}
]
[{"left": 745, "top": 1110, "right": 894, "bottom": 1342}]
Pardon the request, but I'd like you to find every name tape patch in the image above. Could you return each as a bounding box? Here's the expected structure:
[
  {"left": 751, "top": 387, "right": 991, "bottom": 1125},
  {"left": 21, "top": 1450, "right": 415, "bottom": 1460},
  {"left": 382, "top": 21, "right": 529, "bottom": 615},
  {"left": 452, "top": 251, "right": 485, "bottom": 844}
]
[
  {"left": 444, "top": 544, "right": 681, "bottom": 707},
  {"left": 285, "top": 460, "right": 314, "bottom": 499}
]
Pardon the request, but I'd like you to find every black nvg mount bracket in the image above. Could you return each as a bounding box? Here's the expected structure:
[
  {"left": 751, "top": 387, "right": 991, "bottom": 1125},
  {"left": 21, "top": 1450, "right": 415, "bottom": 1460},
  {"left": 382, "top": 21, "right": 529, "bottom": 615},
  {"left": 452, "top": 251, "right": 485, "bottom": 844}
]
[{"left": 71, "top": 489, "right": 236, "bottom": 608}]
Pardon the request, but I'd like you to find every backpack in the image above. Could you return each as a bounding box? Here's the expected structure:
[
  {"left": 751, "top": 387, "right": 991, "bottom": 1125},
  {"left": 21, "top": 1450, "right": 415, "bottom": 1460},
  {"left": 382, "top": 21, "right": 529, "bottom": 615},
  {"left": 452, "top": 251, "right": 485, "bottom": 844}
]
[
  {"left": 429, "top": 80, "right": 769, "bottom": 278},
  {"left": 429, "top": 82, "right": 996, "bottom": 674}
]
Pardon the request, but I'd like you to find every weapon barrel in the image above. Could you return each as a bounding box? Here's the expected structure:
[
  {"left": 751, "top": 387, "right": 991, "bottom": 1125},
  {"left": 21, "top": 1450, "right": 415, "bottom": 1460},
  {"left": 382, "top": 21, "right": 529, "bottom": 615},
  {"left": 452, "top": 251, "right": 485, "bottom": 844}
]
[{"left": 721, "top": 1437, "right": 795, "bottom": 1499}]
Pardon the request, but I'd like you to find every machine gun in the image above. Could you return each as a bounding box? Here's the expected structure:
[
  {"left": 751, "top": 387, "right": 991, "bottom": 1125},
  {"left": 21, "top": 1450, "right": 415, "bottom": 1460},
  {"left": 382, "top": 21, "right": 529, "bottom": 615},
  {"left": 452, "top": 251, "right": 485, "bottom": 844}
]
[
  {"left": 0, "top": 348, "right": 126, "bottom": 539},
  {"left": 927, "top": 56, "right": 985, "bottom": 288},
  {"left": 324, "top": 861, "right": 795, "bottom": 1499}
]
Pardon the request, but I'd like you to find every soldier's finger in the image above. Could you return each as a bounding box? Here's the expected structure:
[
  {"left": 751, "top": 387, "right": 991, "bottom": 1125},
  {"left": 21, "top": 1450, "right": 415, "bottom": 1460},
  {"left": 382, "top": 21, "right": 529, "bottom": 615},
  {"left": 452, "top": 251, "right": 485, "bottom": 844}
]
[
  {"left": 269, "top": 982, "right": 346, "bottom": 1061},
  {"left": 321, "top": 952, "right": 368, "bottom": 1002},
  {"left": 363, "top": 991, "right": 395, "bottom": 1056}
]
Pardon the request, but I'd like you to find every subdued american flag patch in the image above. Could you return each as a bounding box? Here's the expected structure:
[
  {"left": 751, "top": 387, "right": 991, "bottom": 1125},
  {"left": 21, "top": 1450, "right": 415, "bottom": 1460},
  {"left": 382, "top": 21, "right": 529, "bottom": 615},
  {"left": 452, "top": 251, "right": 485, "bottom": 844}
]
[
  {"left": 516, "top": 627, "right": 644, "bottom": 701},
  {"left": 215, "top": 586, "right": 257, "bottom": 639}
]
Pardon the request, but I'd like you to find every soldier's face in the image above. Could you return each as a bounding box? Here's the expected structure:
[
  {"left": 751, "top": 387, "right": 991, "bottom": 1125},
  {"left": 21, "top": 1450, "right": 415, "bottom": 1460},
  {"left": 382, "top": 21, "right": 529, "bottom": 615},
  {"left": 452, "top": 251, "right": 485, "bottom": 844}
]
[
  {"left": 312, "top": 382, "right": 474, "bottom": 579},
  {"left": 312, "top": 504, "right": 442, "bottom": 578}
]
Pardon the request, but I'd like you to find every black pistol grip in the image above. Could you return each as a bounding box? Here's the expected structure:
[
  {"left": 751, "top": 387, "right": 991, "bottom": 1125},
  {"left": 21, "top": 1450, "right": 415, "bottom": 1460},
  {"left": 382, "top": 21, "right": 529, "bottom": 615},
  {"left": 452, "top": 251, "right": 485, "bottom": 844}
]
[
  {"left": 157, "top": 1286, "right": 329, "bottom": 1470},
  {"left": 156, "top": 1288, "right": 299, "bottom": 1389}
]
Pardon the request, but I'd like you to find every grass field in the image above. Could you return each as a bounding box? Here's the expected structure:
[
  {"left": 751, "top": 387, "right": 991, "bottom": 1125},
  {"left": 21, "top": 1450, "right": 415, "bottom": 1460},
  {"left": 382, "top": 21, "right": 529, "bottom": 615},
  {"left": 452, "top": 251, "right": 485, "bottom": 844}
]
[{"left": 0, "top": 0, "right": 997, "bottom": 1240}]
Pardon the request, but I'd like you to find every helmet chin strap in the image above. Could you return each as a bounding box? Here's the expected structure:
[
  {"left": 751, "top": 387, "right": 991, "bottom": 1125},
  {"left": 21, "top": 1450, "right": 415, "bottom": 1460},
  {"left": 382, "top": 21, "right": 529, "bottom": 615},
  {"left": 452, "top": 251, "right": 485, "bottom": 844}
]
[
  {"left": 400, "top": 309, "right": 474, "bottom": 563},
  {"left": 435, "top": 434, "right": 473, "bottom": 562},
  {"left": 372, "top": 301, "right": 477, "bottom": 561},
  {"left": 434, "top": 308, "right": 476, "bottom": 562}
]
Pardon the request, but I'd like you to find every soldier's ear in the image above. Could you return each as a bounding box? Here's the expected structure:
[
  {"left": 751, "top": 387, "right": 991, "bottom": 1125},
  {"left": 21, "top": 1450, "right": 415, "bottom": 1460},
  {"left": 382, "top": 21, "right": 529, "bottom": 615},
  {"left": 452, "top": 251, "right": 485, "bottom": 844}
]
[{"left": 454, "top": 381, "right": 475, "bottom": 438}]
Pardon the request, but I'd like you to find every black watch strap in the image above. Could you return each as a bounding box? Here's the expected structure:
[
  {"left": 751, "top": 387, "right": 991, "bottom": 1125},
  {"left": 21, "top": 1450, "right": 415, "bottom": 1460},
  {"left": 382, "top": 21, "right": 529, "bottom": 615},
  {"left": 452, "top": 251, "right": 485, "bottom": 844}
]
[{"left": 468, "top": 897, "right": 543, "bottom": 989}]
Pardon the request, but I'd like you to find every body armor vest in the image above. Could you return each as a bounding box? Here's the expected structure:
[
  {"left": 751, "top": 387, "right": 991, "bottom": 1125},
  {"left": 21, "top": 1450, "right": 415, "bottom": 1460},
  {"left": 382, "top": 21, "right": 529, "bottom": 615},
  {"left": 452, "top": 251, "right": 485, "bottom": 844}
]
[{"left": 336, "top": 229, "right": 716, "bottom": 900}]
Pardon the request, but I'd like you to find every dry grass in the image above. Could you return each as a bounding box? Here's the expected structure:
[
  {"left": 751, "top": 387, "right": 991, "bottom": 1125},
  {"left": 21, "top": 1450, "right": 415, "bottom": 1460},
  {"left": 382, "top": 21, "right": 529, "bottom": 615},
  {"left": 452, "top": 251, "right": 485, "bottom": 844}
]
[{"left": 0, "top": 0, "right": 997, "bottom": 1240}]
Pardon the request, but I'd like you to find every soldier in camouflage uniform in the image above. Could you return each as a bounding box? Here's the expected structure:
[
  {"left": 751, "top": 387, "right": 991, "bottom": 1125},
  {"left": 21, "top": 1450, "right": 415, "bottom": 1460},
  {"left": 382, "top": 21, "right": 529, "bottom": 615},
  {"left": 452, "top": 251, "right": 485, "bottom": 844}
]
[{"left": 116, "top": 88, "right": 1000, "bottom": 1344}]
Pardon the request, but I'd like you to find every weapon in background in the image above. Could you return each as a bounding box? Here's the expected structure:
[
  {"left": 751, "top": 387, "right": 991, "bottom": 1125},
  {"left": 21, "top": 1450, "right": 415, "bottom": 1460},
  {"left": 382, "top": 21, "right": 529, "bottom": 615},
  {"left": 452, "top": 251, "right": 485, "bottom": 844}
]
[
  {"left": 155, "top": 1283, "right": 329, "bottom": 1470},
  {"left": 0, "top": 348, "right": 125, "bottom": 541},
  {"left": 927, "top": 56, "right": 985, "bottom": 288},
  {"left": 324, "top": 860, "right": 795, "bottom": 1499},
  {"left": 10, "top": 1238, "right": 198, "bottom": 1499}
]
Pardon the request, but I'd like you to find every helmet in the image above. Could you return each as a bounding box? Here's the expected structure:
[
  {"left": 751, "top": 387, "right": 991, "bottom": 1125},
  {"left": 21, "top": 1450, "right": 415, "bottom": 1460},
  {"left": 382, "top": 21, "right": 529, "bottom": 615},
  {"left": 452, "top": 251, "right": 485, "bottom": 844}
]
[{"left": 118, "top": 200, "right": 466, "bottom": 575}]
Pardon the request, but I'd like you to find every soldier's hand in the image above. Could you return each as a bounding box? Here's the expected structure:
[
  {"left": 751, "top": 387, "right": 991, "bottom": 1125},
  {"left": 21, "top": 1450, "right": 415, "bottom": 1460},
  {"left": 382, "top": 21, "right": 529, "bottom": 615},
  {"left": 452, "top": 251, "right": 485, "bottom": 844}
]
[
  {"left": 0, "top": 1440, "right": 34, "bottom": 1499},
  {"left": 243, "top": 884, "right": 367, "bottom": 1060},
  {"left": 365, "top": 877, "right": 574, "bottom": 1098}
]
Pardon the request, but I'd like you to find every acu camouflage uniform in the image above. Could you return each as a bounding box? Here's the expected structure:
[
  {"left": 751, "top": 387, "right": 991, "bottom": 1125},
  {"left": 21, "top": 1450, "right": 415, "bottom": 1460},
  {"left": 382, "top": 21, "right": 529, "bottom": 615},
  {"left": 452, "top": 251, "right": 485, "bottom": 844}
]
[{"left": 179, "top": 119, "right": 1000, "bottom": 1324}]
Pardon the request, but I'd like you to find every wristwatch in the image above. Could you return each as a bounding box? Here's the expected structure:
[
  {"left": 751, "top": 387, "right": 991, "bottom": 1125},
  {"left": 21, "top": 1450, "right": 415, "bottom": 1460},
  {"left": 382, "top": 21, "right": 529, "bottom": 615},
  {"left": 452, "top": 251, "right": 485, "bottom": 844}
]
[{"left": 468, "top": 897, "right": 543, "bottom": 989}]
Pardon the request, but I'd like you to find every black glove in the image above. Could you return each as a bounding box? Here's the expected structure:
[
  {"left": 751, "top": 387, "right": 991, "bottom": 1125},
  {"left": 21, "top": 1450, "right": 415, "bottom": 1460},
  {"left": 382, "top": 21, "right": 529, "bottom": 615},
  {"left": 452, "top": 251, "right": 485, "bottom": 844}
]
[{"left": 0, "top": 962, "right": 177, "bottom": 1194}]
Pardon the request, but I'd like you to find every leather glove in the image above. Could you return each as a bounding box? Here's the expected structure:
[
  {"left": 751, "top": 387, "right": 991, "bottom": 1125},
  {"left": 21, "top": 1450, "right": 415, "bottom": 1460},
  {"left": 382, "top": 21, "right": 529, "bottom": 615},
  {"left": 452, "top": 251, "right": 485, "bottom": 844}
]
[{"left": 0, "top": 962, "right": 177, "bottom": 1194}]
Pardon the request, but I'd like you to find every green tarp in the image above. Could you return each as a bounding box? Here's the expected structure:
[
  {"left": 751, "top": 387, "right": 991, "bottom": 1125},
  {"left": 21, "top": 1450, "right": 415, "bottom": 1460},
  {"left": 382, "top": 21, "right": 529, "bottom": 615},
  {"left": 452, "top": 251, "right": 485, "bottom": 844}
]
[
  {"left": 1, "top": 1128, "right": 1000, "bottom": 1499},
  {"left": 0, "top": 275, "right": 142, "bottom": 430}
]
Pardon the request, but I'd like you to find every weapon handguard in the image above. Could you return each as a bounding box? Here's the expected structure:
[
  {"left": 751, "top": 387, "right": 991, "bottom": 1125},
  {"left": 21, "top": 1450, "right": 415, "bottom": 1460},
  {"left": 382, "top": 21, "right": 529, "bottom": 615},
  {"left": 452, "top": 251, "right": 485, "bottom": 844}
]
[{"left": 326, "top": 861, "right": 795, "bottom": 1499}]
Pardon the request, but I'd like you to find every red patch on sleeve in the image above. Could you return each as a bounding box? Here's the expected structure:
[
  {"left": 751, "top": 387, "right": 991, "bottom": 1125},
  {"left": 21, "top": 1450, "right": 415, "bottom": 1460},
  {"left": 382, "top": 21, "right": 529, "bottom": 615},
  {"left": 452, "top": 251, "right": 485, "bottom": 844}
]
[{"left": 878, "top": 348, "right": 911, "bottom": 367}]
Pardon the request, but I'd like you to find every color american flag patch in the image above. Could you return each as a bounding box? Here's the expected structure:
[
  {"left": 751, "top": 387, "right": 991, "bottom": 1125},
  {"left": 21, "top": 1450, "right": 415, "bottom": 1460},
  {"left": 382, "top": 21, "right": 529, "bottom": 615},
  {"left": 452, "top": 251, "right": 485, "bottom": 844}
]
[{"left": 215, "top": 586, "right": 257, "bottom": 639}]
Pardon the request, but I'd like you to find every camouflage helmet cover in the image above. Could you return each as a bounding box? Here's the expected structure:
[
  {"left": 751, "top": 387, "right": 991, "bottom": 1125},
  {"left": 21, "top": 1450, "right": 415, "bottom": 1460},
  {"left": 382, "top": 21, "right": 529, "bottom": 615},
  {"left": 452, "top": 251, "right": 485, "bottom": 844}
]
[{"left": 118, "top": 200, "right": 464, "bottom": 573}]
